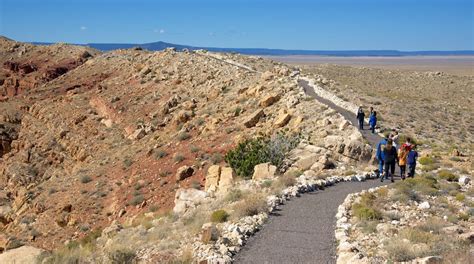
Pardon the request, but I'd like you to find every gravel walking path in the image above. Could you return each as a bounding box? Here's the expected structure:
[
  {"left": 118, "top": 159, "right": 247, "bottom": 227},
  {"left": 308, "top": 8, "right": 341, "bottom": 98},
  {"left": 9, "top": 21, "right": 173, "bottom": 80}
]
[{"left": 234, "top": 79, "right": 390, "bottom": 264}]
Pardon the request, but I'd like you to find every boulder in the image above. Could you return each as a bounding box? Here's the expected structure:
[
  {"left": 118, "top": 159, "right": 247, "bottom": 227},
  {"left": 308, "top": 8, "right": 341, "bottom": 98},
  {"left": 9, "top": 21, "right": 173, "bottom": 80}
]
[
  {"left": 252, "top": 163, "right": 277, "bottom": 180},
  {"left": 0, "top": 246, "right": 45, "bottom": 264},
  {"left": 175, "top": 166, "right": 194, "bottom": 182},
  {"left": 419, "top": 256, "right": 443, "bottom": 264},
  {"left": 218, "top": 167, "right": 235, "bottom": 192},
  {"left": 259, "top": 94, "right": 280, "bottom": 107},
  {"left": 459, "top": 175, "right": 470, "bottom": 185},
  {"left": 294, "top": 153, "right": 319, "bottom": 171},
  {"left": 261, "top": 71, "right": 274, "bottom": 81},
  {"left": 459, "top": 231, "right": 474, "bottom": 243},
  {"left": 243, "top": 109, "right": 264, "bottom": 128},
  {"left": 173, "top": 188, "right": 209, "bottom": 214},
  {"left": 274, "top": 112, "right": 291, "bottom": 128},
  {"left": 128, "top": 128, "right": 145, "bottom": 140},
  {"left": 205, "top": 165, "right": 221, "bottom": 192},
  {"left": 201, "top": 223, "right": 219, "bottom": 243},
  {"left": 418, "top": 201, "right": 430, "bottom": 209}
]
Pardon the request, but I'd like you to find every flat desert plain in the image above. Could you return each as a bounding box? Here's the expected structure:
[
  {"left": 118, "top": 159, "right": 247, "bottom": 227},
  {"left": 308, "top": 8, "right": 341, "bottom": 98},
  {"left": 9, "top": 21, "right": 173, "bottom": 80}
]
[{"left": 268, "top": 55, "right": 474, "bottom": 76}]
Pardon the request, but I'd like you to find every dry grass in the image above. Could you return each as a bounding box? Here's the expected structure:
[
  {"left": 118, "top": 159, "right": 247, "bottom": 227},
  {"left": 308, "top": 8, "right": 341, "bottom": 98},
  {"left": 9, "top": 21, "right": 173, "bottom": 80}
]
[{"left": 233, "top": 194, "right": 268, "bottom": 217}]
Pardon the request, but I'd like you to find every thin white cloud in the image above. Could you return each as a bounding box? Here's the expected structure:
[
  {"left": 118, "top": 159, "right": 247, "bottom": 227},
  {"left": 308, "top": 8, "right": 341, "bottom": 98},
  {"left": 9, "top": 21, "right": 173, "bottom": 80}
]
[
  {"left": 154, "top": 29, "right": 165, "bottom": 34},
  {"left": 80, "top": 26, "right": 87, "bottom": 31}
]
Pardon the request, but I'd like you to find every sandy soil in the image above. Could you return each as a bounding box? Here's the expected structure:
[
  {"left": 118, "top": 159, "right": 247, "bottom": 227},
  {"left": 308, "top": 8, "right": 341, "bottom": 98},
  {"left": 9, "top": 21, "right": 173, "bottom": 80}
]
[{"left": 268, "top": 56, "right": 474, "bottom": 76}]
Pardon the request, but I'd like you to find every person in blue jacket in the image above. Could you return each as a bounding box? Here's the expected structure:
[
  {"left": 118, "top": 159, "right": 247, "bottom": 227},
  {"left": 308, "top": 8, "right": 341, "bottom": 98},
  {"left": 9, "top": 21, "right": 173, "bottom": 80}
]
[
  {"left": 407, "top": 145, "right": 419, "bottom": 177},
  {"left": 376, "top": 133, "right": 388, "bottom": 178},
  {"left": 369, "top": 111, "right": 377, "bottom": 134}
]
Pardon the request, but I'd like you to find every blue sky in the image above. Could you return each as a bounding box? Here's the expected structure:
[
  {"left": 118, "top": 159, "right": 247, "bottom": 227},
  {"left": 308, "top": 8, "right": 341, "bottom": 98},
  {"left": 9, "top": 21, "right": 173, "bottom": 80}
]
[{"left": 1, "top": 0, "right": 473, "bottom": 50}]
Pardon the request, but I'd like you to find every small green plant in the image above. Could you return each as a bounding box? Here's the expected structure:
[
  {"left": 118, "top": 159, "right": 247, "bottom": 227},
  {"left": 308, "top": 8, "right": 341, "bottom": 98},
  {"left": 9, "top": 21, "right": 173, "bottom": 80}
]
[
  {"left": 123, "top": 158, "right": 133, "bottom": 168},
  {"left": 260, "top": 180, "right": 273, "bottom": 188},
  {"left": 233, "top": 107, "right": 242, "bottom": 116},
  {"left": 177, "top": 132, "right": 191, "bottom": 141},
  {"left": 130, "top": 195, "right": 144, "bottom": 206},
  {"left": 210, "top": 210, "right": 229, "bottom": 223},
  {"left": 174, "top": 154, "right": 185, "bottom": 163},
  {"left": 190, "top": 145, "right": 200, "bottom": 153},
  {"left": 455, "top": 193, "right": 466, "bottom": 202},
  {"left": 191, "top": 180, "right": 201, "bottom": 190},
  {"left": 210, "top": 153, "right": 223, "bottom": 164},
  {"left": 80, "top": 175, "right": 92, "bottom": 184},
  {"left": 155, "top": 149, "right": 168, "bottom": 159},
  {"left": 225, "top": 189, "right": 244, "bottom": 202},
  {"left": 352, "top": 203, "right": 382, "bottom": 220},
  {"left": 419, "top": 156, "right": 436, "bottom": 165},
  {"left": 438, "top": 170, "right": 458, "bottom": 182}
]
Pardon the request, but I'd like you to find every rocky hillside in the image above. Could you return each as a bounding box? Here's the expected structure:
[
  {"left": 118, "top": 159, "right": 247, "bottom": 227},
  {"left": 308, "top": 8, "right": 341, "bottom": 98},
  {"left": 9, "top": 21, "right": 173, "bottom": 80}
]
[{"left": 0, "top": 38, "right": 372, "bottom": 259}]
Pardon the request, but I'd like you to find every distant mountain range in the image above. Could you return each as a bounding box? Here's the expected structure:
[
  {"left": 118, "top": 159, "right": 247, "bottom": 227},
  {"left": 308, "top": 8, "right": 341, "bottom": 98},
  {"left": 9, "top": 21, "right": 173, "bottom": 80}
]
[{"left": 32, "top": 41, "right": 474, "bottom": 57}]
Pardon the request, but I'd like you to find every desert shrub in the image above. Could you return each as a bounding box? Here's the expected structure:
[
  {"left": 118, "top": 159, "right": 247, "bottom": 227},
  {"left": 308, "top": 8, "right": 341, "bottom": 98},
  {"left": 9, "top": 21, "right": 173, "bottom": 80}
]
[
  {"left": 260, "top": 180, "right": 273, "bottom": 188},
  {"left": 225, "top": 133, "right": 300, "bottom": 178},
  {"left": 352, "top": 203, "right": 382, "bottom": 220},
  {"left": 224, "top": 189, "right": 244, "bottom": 202},
  {"left": 123, "top": 158, "right": 133, "bottom": 168},
  {"left": 393, "top": 176, "right": 438, "bottom": 201},
  {"left": 130, "top": 195, "right": 144, "bottom": 206},
  {"left": 210, "top": 153, "right": 223, "bottom": 164},
  {"left": 343, "top": 170, "right": 356, "bottom": 176},
  {"left": 458, "top": 213, "right": 469, "bottom": 221},
  {"left": 174, "top": 154, "right": 185, "bottom": 163},
  {"left": 455, "top": 193, "right": 466, "bottom": 202},
  {"left": 108, "top": 248, "right": 136, "bottom": 264},
  {"left": 277, "top": 174, "right": 296, "bottom": 188},
  {"left": 210, "top": 210, "right": 229, "bottom": 223},
  {"left": 400, "top": 227, "right": 438, "bottom": 244},
  {"left": 233, "top": 107, "right": 242, "bottom": 116},
  {"left": 421, "top": 163, "right": 440, "bottom": 172},
  {"left": 438, "top": 170, "right": 458, "bottom": 182},
  {"left": 154, "top": 149, "right": 168, "bottom": 159},
  {"left": 80, "top": 175, "right": 92, "bottom": 184},
  {"left": 190, "top": 180, "right": 201, "bottom": 190},
  {"left": 358, "top": 220, "right": 378, "bottom": 234},
  {"left": 419, "top": 156, "right": 437, "bottom": 165},
  {"left": 418, "top": 217, "right": 447, "bottom": 234},
  {"left": 177, "top": 132, "right": 191, "bottom": 141},
  {"left": 449, "top": 156, "right": 462, "bottom": 162},
  {"left": 190, "top": 145, "right": 200, "bottom": 153},
  {"left": 385, "top": 238, "right": 425, "bottom": 262},
  {"left": 234, "top": 194, "right": 268, "bottom": 217}
]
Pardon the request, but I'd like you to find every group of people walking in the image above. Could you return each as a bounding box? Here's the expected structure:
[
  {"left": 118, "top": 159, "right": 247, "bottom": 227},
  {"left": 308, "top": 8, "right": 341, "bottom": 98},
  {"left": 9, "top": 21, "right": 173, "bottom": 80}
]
[
  {"left": 356, "top": 106, "right": 378, "bottom": 133},
  {"left": 356, "top": 106, "right": 419, "bottom": 182}
]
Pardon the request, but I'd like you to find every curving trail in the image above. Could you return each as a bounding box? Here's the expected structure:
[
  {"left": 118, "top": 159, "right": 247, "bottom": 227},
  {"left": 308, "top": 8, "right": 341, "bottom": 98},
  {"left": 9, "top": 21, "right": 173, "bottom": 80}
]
[{"left": 234, "top": 79, "right": 390, "bottom": 264}]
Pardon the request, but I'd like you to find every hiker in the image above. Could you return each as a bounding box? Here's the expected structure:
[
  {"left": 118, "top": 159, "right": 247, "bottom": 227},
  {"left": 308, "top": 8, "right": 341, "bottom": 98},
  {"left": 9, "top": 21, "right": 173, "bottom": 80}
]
[
  {"left": 369, "top": 106, "right": 374, "bottom": 115},
  {"left": 382, "top": 138, "right": 398, "bottom": 183},
  {"left": 407, "top": 145, "right": 419, "bottom": 177},
  {"left": 369, "top": 111, "right": 377, "bottom": 134},
  {"left": 392, "top": 131, "right": 399, "bottom": 149},
  {"left": 356, "top": 107, "right": 365, "bottom": 130},
  {"left": 398, "top": 142, "right": 410, "bottom": 180},
  {"left": 376, "top": 134, "right": 389, "bottom": 178},
  {"left": 401, "top": 137, "right": 413, "bottom": 151}
]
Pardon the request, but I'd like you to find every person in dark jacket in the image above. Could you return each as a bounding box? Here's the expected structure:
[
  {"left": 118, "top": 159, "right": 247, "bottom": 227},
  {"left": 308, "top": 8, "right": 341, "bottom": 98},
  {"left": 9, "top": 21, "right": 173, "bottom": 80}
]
[
  {"left": 376, "top": 134, "right": 388, "bottom": 178},
  {"left": 407, "top": 145, "right": 419, "bottom": 178},
  {"left": 382, "top": 139, "right": 398, "bottom": 183},
  {"left": 356, "top": 107, "right": 365, "bottom": 130},
  {"left": 369, "top": 111, "right": 377, "bottom": 134}
]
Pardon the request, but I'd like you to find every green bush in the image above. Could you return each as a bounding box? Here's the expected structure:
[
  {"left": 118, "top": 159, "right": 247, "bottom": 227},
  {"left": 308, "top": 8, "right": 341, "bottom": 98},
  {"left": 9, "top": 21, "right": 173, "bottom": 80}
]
[
  {"left": 225, "top": 133, "right": 300, "bottom": 178},
  {"left": 108, "top": 248, "right": 136, "bottom": 264},
  {"left": 210, "top": 210, "right": 229, "bottom": 223},
  {"left": 352, "top": 203, "right": 382, "bottom": 220},
  {"left": 224, "top": 189, "right": 244, "bottom": 202},
  {"left": 154, "top": 149, "right": 168, "bottom": 159},
  {"left": 130, "top": 195, "right": 144, "bottom": 206},
  {"left": 80, "top": 175, "right": 92, "bottom": 184},
  {"left": 177, "top": 132, "right": 191, "bottom": 141},
  {"left": 455, "top": 193, "right": 466, "bottom": 202},
  {"left": 419, "top": 156, "right": 436, "bottom": 165},
  {"left": 438, "top": 170, "right": 458, "bottom": 182}
]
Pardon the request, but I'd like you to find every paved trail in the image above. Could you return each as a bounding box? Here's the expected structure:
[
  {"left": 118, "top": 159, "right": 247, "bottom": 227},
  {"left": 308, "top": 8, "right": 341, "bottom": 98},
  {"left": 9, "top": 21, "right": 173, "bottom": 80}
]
[{"left": 234, "top": 79, "right": 391, "bottom": 264}]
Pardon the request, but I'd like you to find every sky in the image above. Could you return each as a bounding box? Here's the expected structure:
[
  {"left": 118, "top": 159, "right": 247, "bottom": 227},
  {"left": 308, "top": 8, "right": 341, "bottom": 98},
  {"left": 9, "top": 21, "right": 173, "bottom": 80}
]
[{"left": 0, "top": 0, "right": 473, "bottom": 50}]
